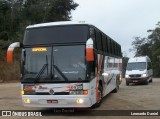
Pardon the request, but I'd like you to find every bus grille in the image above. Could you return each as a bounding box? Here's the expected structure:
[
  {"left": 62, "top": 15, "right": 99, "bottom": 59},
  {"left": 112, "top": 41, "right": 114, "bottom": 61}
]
[{"left": 24, "top": 92, "right": 69, "bottom": 95}]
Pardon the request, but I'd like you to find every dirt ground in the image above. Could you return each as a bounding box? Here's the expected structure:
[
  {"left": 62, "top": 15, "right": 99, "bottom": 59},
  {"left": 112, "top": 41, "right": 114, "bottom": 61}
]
[{"left": 0, "top": 78, "right": 160, "bottom": 119}]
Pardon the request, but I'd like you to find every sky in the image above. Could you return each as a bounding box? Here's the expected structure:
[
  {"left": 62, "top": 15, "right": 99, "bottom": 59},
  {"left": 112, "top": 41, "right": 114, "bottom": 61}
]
[{"left": 71, "top": 0, "right": 160, "bottom": 58}]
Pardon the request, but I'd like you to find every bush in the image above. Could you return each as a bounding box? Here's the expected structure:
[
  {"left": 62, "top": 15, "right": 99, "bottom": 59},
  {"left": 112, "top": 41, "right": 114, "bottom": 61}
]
[
  {"left": 0, "top": 31, "right": 9, "bottom": 41},
  {"left": 0, "top": 61, "right": 20, "bottom": 82}
]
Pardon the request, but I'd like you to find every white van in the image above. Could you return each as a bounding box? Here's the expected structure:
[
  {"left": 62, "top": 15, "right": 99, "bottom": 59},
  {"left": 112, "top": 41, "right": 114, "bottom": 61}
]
[{"left": 125, "top": 56, "right": 153, "bottom": 86}]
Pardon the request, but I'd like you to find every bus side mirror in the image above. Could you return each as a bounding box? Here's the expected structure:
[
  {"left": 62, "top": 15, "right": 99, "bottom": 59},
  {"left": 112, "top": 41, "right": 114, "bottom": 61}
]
[
  {"left": 7, "top": 42, "right": 20, "bottom": 63},
  {"left": 86, "top": 38, "right": 94, "bottom": 61}
]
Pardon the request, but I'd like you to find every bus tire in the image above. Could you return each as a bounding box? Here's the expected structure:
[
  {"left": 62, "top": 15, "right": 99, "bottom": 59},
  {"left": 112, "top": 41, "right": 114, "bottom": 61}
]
[
  {"left": 91, "top": 85, "right": 103, "bottom": 108},
  {"left": 112, "top": 79, "right": 119, "bottom": 93}
]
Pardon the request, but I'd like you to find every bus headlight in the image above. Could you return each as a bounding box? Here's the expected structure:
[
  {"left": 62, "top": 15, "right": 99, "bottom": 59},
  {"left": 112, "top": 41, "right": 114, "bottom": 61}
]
[
  {"left": 102, "top": 72, "right": 109, "bottom": 76},
  {"left": 23, "top": 98, "right": 30, "bottom": 103},
  {"left": 77, "top": 99, "right": 84, "bottom": 104}
]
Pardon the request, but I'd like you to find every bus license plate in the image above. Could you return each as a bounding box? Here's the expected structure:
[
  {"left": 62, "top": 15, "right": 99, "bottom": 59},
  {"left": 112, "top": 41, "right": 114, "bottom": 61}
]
[{"left": 47, "top": 100, "right": 58, "bottom": 103}]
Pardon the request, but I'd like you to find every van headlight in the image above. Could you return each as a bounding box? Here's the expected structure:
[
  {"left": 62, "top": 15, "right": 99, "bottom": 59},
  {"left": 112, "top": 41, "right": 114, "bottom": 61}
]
[
  {"left": 125, "top": 74, "right": 129, "bottom": 78},
  {"left": 141, "top": 73, "right": 148, "bottom": 77}
]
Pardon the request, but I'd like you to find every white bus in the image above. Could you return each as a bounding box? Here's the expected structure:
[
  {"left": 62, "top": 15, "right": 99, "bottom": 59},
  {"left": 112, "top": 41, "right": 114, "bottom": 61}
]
[{"left": 7, "top": 21, "right": 122, "bottom": 108}]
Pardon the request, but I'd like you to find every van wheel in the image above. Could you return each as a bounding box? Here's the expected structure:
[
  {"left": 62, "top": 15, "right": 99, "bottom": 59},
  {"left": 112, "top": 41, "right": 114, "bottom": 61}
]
[
  {"left": 91, "top": 85, "right": 103, "bottom": 108},
  {"left": 126, "top": 81, "right": 129, "bottom": 86},
  {"left": 149, "top": 78, "right": 153, "bottom": 83},
  {"left": 145, "top": 80, "right": 149, "bottom": 85},
  {"left": 112, "top": 79, "right": 119, "bottom": 93}
]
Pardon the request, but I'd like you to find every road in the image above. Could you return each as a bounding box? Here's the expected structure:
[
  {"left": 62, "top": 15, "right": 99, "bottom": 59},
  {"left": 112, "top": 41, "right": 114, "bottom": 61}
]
[{"left": 0, "top": 78, "right": 160, "bottom": 119}]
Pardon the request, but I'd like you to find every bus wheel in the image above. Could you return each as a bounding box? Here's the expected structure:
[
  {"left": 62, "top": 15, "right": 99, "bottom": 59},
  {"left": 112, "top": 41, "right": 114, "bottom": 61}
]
[
  {"left": 112, "top": 79, "right": 119, "bottom": 93},
  {"left": 91, "top": 85, "right": 102, "bottom": 108}
]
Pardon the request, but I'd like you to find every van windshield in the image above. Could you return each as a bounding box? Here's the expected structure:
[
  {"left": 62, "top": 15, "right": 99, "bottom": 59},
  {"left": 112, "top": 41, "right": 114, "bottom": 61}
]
[{"left": 127, "top": 62, "right": 146, "bottom": 70}]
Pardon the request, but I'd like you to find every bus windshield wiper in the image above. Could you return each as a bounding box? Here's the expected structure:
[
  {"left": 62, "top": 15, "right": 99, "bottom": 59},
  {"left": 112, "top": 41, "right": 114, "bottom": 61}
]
[
  {"left": 34, "top": 55, "right": 49, "bottom": 83},
  {"left": 34, "top": 64, "right": 48, "bottom": 83},
  {"left": 52, "top": 65, "right": 69, "bottom": 82}
]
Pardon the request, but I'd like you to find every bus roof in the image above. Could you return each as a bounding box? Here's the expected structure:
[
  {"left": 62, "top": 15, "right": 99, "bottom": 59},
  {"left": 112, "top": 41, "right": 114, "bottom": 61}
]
[{"left": 26, "top": 21, "right": 90, "bottom": 29}]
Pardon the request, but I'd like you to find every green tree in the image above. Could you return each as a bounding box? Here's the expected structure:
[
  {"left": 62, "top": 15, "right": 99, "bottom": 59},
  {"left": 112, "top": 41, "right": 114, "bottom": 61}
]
[
  {"left": 148, "top": 22, "right": 160, "bottom": 77},
  {"left": 131, "top": 21, "right": 160, "bottom": 77},
  {"left": 0, "top": 0, "right": 78, "bottom": 56},
  {"left": 0, "top": 0, "right": 78, "bottom": 41},
  {"left": 130, "top": 37, "right": 152, "bottom": 58},
  {"left": 22, "top": 0, "right": 78, "bottom": 24}
]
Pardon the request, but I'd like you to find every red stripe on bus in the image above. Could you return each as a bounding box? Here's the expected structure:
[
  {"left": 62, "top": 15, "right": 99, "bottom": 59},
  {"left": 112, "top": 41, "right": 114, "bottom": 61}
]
[{"left": 96, "top": 55, "right": 103, "bottom": 102}]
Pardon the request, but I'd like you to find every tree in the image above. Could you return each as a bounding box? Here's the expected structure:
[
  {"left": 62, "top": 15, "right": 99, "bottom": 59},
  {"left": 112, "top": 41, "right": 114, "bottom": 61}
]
[
  {"left": 0, "top": 0, "right": 78, "bottom": 57},
  {"left": 0, "top": 0, "right": 78, "bottom": 41},
  {"left": 147, "top": 22, "right": 160, "bottom": 77},
  {"left": 22, "top": 0, "right": 78, "bottom": 24},
  {"left": 131, "top": 21, "right": 160, "bottom": 77},
  {"left": 130, "top": 37, "right": 152, "bottom": 57}
]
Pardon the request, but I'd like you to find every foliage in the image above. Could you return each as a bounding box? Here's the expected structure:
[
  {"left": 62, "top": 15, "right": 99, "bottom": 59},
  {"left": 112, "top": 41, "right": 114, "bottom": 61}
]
[
  {"left": 0, "top": 0, "right": 78, "bottom": 82},
  {"left": 0, "top": 0, "right": 78, "bottom": 41},
  {"left": 131, "top": 22, "right": 160, "bottom": 77}
]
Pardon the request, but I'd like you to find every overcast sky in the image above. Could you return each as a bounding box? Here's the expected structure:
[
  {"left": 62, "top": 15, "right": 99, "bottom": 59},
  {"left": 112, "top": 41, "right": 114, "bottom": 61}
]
[{"left": 72, "top": 0, "right": 160, "bottom": 58}]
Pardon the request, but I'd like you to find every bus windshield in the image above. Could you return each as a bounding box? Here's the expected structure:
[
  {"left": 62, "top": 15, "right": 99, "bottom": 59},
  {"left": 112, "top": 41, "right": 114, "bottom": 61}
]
[
  {"left": 21, "top": 45, "right": 86, "bottom": 83},
  {"left": 126, "top": 62, "right": 146, "bottom": 70}
]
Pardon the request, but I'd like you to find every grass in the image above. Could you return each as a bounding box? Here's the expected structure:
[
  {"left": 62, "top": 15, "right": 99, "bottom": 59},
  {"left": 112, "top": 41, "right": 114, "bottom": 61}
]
[
  {"left": 0, "top": 61, "right": 20, "bottom": 82},
  {"left": 0, "top": 47, "right": 21, "bottom": 83}
]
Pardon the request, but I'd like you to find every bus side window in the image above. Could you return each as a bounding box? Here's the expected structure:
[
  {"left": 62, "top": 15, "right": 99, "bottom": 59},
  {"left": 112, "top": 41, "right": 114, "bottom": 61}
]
[
  {"left": 110, "top": 39, "right": 113, "bottom": 54},
  {"left": 102, "top": 35, "right": 106, "bottom": 53},
  {"left": 117, "top": 45, "right": 120, "bottom": 56},
  {"left": 113, "top": 41, "right": 115, "bottom": 55},
  {"left": 106, "top": 37, "right": 109, "bottom": 53},
  {"left": 115, "top": 43, "right": 118, "bottom": 56},
  {"left": 96, "top": 30, "right": 102, "bottom": 51}
]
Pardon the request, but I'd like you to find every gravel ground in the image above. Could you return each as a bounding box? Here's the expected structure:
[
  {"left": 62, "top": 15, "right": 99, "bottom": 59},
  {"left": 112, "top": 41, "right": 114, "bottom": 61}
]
[{"left": 0, "top": 78, "right": 160, "bottom": 119}]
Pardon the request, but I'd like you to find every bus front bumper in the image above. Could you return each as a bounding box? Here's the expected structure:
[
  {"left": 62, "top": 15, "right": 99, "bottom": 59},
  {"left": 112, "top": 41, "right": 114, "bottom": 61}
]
[{"left": 22, "top": 95, "right": 92, "bottom": 108}]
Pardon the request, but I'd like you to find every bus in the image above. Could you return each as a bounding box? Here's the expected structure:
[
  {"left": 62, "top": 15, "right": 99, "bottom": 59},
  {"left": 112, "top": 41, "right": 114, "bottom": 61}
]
[{"left": 7, "top": 21, "right": 122, "bottom": 108}]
